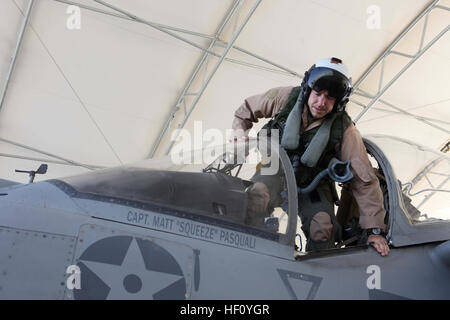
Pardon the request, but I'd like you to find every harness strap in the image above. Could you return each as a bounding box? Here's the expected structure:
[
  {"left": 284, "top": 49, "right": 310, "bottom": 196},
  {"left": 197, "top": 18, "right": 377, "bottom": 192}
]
[
  {"left": 280, "top": 92, "right": 304, "bottom": 150},
  {"left": 301, "top": 112, "right": 338, "bottom": 167}
]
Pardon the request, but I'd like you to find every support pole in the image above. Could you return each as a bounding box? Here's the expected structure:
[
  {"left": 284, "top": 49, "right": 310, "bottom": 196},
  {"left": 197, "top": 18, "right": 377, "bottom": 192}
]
[
  {"left": 0, "top": 0, "right": 35, "bottom": 112},
  {"left": 165, "top": 0, "right": 263, "bottom": 155}
]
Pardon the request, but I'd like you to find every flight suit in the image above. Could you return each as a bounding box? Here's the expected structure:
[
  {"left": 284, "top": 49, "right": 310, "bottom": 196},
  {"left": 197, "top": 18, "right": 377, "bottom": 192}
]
[{"left": 233, "top": 86, "right": 387, "bottom": 250}]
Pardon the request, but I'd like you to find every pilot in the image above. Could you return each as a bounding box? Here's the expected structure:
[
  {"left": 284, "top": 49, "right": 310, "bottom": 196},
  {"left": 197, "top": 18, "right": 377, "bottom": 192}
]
[{"left": 232, "top": 57, "right": 390, "bottom": 256}]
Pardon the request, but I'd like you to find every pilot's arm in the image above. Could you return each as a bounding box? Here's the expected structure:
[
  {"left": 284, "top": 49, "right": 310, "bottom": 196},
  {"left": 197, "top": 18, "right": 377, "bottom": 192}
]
[
  {"left": 340, "top": 123, "right": 390, "bottom": 256},
  {"left": 233, "top": 87, "right": 292, "bottom": 225},
  {"left": 232, "top": 86, "right": 294, "bottom": 140}
]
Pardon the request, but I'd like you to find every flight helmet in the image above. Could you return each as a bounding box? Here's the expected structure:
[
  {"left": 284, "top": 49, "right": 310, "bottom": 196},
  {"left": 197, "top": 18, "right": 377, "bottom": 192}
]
[{"left": 305, "top": 57, "right": 353, "bottom": 112}]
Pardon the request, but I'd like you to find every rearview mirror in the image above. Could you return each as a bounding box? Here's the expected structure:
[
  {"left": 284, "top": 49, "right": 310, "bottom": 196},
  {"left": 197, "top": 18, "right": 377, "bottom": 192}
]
[{"left": 36, "top": 164, "right": 48, "bottom": 175}]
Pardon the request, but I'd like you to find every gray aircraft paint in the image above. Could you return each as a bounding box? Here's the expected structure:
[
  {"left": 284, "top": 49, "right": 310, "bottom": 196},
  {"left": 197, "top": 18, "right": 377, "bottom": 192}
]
[
  {"left": 65, "top": 224, "right": 192, "bottom": 300},
  {"left": 0, "top": 138, "right": 449, "bottom": 299},
  {"left": 0, "top": 226, "right": 75, "bottom": 299}
]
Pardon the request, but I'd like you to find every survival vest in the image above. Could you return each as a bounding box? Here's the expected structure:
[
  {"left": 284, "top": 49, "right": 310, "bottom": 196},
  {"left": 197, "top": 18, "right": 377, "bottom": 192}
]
[{"left": 263, "top": 86, "right": 353, "bottom": 188}]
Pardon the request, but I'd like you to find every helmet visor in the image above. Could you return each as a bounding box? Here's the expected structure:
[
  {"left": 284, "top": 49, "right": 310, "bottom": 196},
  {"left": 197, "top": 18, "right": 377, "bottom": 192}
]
[{"left": 307, "top": 67, "right": 351, "bottom": 100}]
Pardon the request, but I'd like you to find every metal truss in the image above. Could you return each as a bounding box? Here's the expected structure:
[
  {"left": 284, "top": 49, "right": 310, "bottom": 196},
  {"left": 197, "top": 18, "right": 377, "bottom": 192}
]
[
  {"left": 0, "top": 1, "right": 83, "bottom": 170},
  {"left": 401, "top": 136, "right": 450, "bottom": 210},
  {"left": 356, "top": 103, "right": 450, "bottom": 127},
  {"left": 440, "top": 139, "right": 450, "bottom": 153},
  {"left": 0, "top": 137, "right": 102, "bottom": 169},
  {"left": 0, "top": 152, "right": 104, "bottom": 168},
  {"left": 1, "top": 0, "right": 301, "bottom": 168},
  {"left": 52, "top": 0, "right": 301, "bottom": 158},
  {"left": 0, "top": 0, "right": 35, "bottom": 112},
  {"left": 351, "top": 0, "right": 450, "bottom": 133},
  {"left": 0, "top": 0, "right": 119, "bottom": 169},
  {"left": 354, "top": 91, "right": 450, "bottom": 135},
  {"left": 403, "top": 156, "right": 450, "bottom": 210},
  {"left": 148, "top": 0, "right": 247, "bottom": 157},
  {"left": 54, "top": 0, "right": 299, "bottom": 78},
  {"left": 6, "top": 0, "right": 447, "bottom": 167},
  {"left": 152, "top": 0, "right": 263, "bottom": 157},
  {"left": 85, "top": 0, "right": 265, "bottom": 157}
]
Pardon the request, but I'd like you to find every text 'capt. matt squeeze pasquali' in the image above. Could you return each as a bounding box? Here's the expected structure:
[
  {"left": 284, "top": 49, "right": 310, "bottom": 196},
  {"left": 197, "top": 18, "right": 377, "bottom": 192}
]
[{"left": 126, "top": 210, "right": 257, "bottom": 250}]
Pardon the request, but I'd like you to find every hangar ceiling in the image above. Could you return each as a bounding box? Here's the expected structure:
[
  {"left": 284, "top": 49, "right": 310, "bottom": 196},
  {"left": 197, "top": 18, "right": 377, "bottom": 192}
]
[{"left": 0, "top": 0, "right": 449, "bottom": 183}]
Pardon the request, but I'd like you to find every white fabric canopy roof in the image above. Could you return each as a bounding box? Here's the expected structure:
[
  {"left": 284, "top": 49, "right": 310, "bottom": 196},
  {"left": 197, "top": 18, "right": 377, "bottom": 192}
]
[{"left": 0, "top": 0, "right": 449, "bottom": 183}]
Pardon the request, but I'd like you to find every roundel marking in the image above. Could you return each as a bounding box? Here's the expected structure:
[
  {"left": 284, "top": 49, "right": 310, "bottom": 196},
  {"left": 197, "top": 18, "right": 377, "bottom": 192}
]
[{"left": 74, "top": 235, "right": 186, "bottom": 300}]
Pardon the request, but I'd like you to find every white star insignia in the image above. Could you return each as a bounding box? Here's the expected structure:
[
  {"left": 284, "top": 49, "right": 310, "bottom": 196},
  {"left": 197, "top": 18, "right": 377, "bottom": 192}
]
[{"left": 81, "top": 238, "right": 184, "bottom": 299}]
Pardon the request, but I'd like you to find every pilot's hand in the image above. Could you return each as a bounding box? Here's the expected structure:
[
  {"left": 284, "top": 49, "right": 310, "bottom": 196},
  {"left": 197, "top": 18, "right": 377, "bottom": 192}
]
[
  {"left": 368, "top": 234, "right": 390, "bottom": 256},
  {"left": 230, "top": 129, "right": 249, "bottom": 142},
  {"left": 247, "top": 182, "right": 270, "bottom": 214},
  {"left": 234, "top": 135, "right": 249, "bottom": 142}
]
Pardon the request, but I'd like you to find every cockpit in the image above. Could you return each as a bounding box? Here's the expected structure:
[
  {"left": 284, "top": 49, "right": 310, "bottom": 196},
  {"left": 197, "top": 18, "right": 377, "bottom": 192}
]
[
  {"left": 56, "top": 136, "right": 450, "bottom": 251},
  {"left": 58, "top": 139, "right": 296, "bottom": 244}
]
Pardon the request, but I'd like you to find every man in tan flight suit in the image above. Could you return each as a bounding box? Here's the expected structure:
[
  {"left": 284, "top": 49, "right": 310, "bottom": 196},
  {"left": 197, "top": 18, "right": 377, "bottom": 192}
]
[{"left": 232, "top": 58, "right": 389, "bottom": 256}]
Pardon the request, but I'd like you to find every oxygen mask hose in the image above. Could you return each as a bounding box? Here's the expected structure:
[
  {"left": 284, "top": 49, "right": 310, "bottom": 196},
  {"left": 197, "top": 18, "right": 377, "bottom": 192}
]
[{"left": 298, "top": 158, "right": 353, "bottom": 194}]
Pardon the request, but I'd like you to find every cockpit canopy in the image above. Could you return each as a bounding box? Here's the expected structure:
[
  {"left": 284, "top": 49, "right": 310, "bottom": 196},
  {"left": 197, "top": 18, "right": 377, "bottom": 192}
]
[
  {"left": 55, "top": 136, "right": 449, "bottom": 248},
  {"left": 61, "top": 168, "right": 250, "bottom": 224},
  {"left": 58, "top": 139, "right": 297, "bottom": 243}
]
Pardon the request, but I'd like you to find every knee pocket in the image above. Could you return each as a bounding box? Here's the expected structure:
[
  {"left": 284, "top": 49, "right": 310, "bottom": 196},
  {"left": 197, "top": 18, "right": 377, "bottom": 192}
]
[
  {"left": 310, "top": 211, "right": 333, "bottom": 242},
  {"left": 247, "top": 182, "right": 270, "bottom": 214}
]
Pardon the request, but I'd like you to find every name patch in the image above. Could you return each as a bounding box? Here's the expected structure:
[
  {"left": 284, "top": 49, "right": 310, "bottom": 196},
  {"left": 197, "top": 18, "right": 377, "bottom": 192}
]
[{"left": 125, "top": 210, "right": 257, "bottom": 250}]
